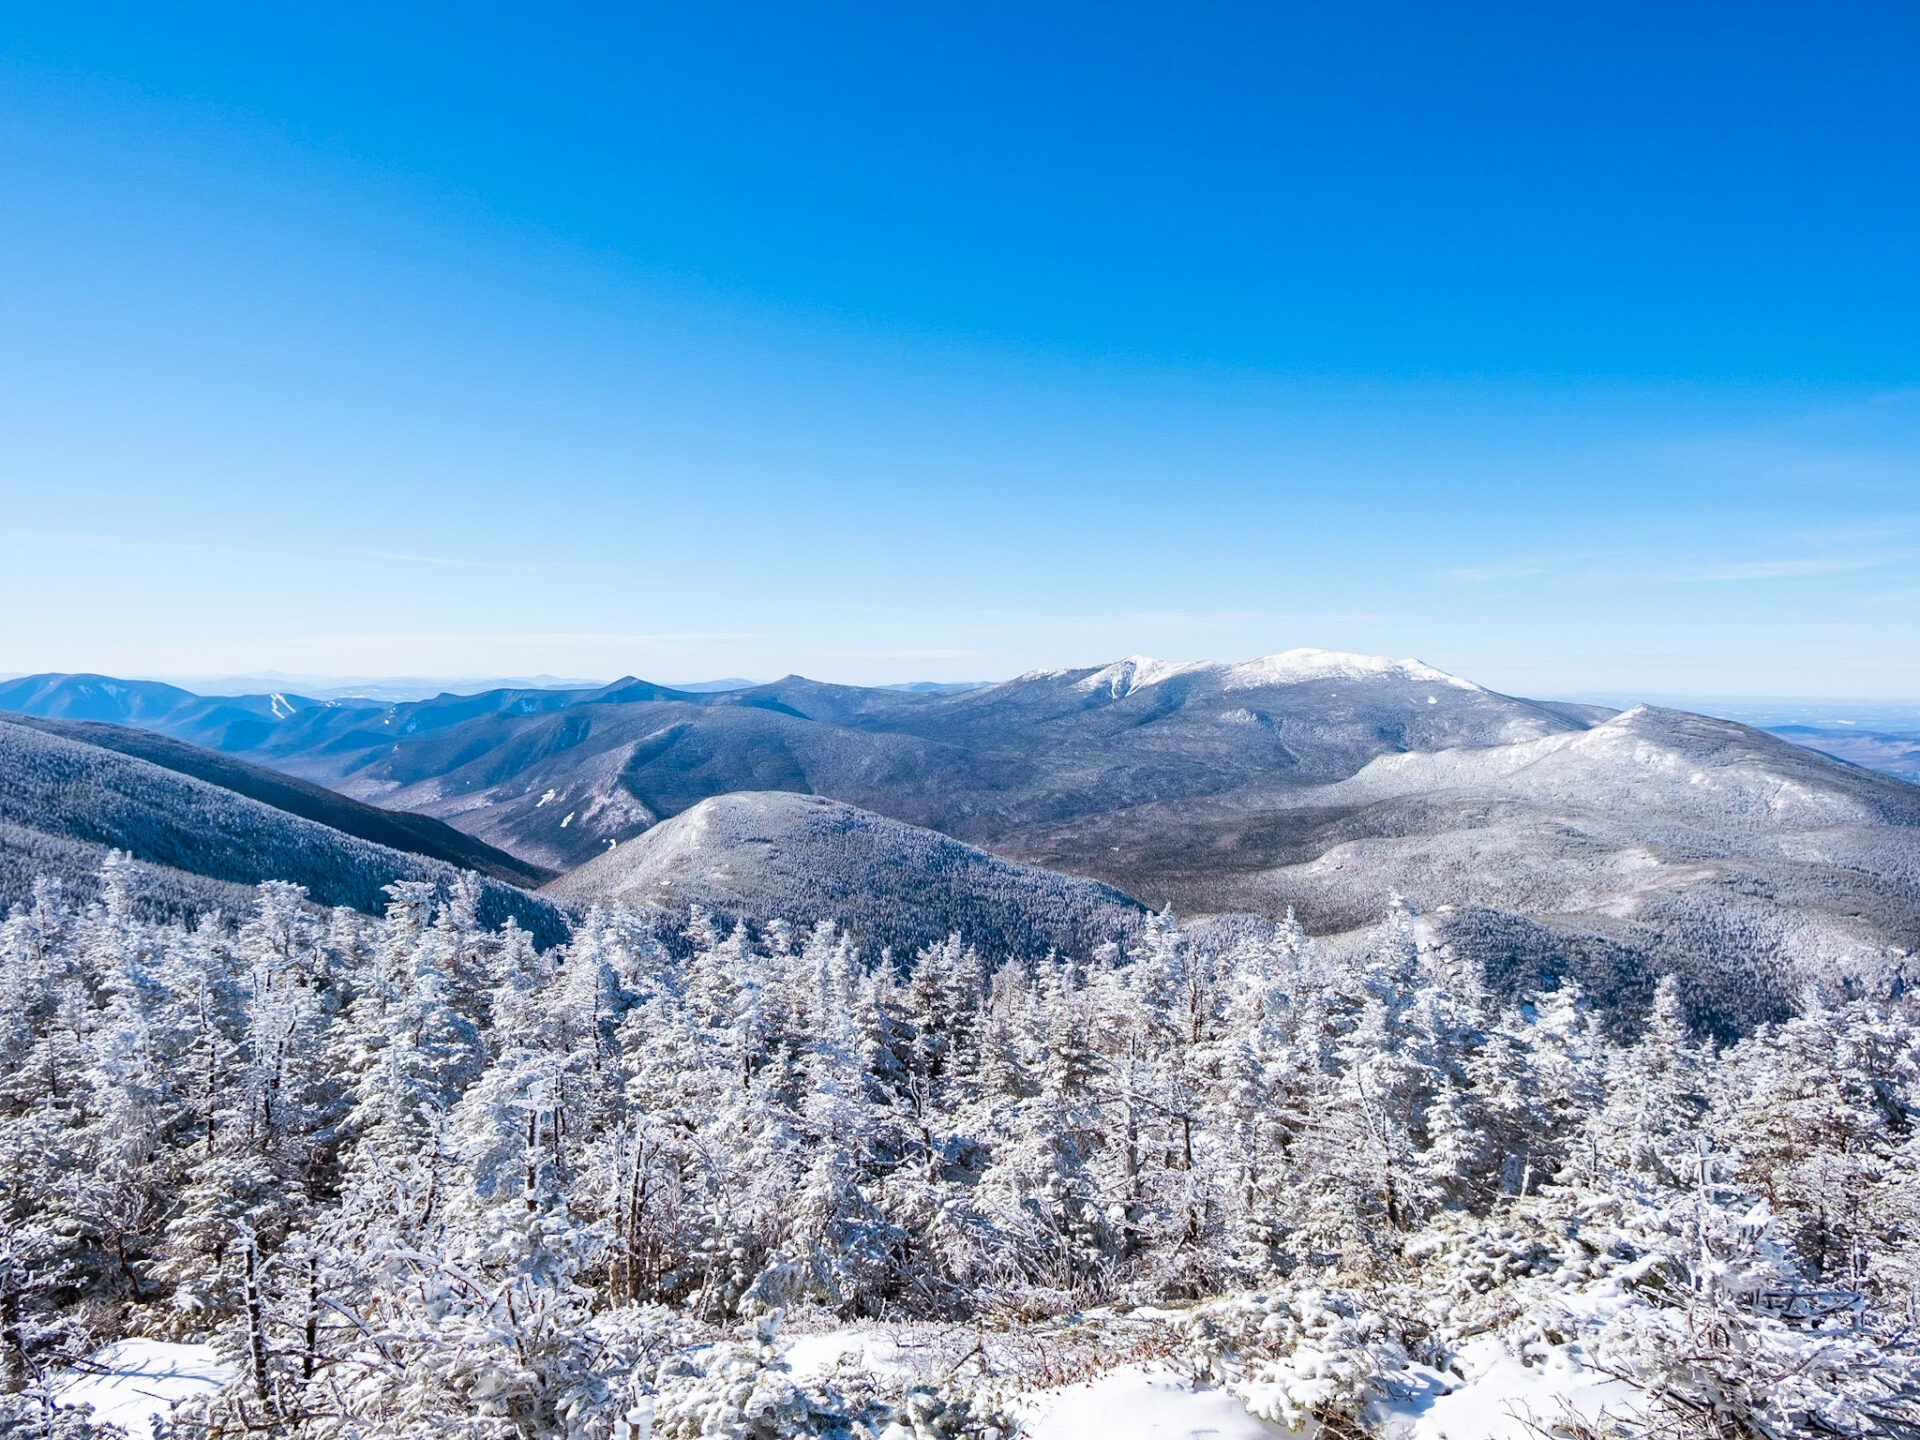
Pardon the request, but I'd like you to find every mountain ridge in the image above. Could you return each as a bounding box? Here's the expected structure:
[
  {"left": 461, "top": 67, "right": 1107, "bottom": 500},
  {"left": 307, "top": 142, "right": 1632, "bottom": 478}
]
[
  {"left": 0, "top": 716, "right": 567, "bottom": 941},
  {"left": 2, "top": 652, "right": 1594, "bottom": 871},
  {"left": 2, "top": 714, "right": 556, "bottom": 887},
  {"left": 5, "top": 657, "right": 1918, "bottom": 1030}
]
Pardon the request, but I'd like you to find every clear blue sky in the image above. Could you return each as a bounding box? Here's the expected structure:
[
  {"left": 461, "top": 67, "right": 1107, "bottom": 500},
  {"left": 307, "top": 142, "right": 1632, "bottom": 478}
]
[{"left": 1, "top": 2, "right": 1916, "bottom": 697}]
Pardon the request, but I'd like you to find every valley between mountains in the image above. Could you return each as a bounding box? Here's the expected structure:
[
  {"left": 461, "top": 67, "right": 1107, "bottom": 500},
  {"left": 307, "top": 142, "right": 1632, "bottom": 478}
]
[{"left": 3, "top": 649, "right": 1916, "bottom": 1034}]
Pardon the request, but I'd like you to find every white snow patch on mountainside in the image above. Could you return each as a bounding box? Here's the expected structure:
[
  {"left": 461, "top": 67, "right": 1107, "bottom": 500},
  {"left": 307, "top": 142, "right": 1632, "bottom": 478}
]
[
  {"left": 1321, "top": 705, "right": 1909, "bottom": 833},
  {"left": 546, "top": 790, "right": 1144, "bottom": 959}
]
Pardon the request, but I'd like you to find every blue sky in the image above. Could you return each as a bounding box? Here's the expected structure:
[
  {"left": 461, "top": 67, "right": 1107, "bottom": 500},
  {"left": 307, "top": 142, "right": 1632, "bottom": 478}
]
[{"left": 1, "top": 2, "right": 1916, "bottom": 697}]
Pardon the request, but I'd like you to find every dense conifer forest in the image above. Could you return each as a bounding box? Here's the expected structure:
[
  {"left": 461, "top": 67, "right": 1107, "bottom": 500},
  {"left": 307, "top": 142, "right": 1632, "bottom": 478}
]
[{"left": 3, "top": 856, "right": 1918, "bottom": 1439}]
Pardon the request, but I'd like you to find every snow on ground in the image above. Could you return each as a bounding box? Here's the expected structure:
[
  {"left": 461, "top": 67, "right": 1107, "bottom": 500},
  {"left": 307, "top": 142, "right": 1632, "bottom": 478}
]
[
  {"left": 782, "top": 1319, "right": 1648, "bottom": 1440},
  {"left": 784, "top": 1327, "right": 946, "bottom": 1386},
  {"left": 1375, "top": 1337, "right": 1645, "bottom": 1440},
  {"left": 1075, "top": 658, "right": 1211, "bottom": 698},
  {"left": 784, "top": 1326, "right": 1289, "bottom": 1440},
  {"left": 1221, "top": 650, "right": 1480, "bottom": 692},
  {"left": 1021, "top": 1367, "right": 1291, "bottom": 1440},
  {"left": 1024, "top": 1345, "right": 1646, "bottom": 1440},
  {"left": 56, "top": 1339, "right": 231, "bottom": 1440},
  {"left": 1064, "top": 651, "right": 1484, "bottom": 699},
  {"left": 53, "top": 1323, "right": 1648, "bottom": 1440}
]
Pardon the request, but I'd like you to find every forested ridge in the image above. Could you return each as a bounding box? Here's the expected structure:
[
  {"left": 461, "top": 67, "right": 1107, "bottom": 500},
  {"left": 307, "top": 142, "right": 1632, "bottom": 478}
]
[
  {"left": 0, "top": 719, "right": 567, "bottom": 943},
  {"left": 3, "top": 855, "right": 1918, "bottom": 1439}
]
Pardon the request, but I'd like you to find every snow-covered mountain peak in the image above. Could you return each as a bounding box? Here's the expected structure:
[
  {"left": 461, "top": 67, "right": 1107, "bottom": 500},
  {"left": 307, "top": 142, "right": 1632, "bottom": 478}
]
[
  {"left": 1220, "top": 648, "right": 1482, "bottom": 692},
  {"left": 1073, "top": 655, "right": 1209, "bottom": 698},
  {"left": 1067, "top": 649, "right": 1483, "bottom": 699},
  {"left": 547, "top": 790, "right": 1142, "bottom": 958}
]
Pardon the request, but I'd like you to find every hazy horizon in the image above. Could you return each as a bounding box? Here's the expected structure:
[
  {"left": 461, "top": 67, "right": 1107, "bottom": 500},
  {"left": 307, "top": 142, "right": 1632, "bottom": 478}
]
[{"left": 5, "top": 662, "right": 1919, "bottom": 730}]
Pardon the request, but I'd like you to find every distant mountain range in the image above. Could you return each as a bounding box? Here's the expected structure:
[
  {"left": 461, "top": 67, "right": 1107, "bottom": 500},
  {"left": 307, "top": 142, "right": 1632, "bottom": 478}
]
[
  {"left": 0, "top": 654, "right": 1615, "bottom": 869},
  {"left": 4, "top": 655, "right": 1917, "bottom": 1032},
  {"left": 1768, "top": 724, "right": 1920, "bottom": 784}
]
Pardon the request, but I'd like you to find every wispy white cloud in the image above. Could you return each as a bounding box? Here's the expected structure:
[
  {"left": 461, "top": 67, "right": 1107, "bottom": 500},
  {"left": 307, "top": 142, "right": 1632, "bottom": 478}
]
[
  {"left": 284, "top": 631, "right": 758, "bottom": 646},
  {"left": 1441, "top": 549, "right": 1894, "bottom": 586},
  {"left": 1123, "top": 609, "right": 1399, "bottom": 628},
  {"left": 1658, "top": 557, "right": 1879, "bottom": 582},
  {"left": 346, "top": 548, "right": 551, "bottom": 573},
  {"left": 0, "top": 528, "right": 569, "bottom": 575},
  {"left": 831, "top": 647, "right": 985, "bottom": 660},
  {"left": 912, "top": 608, "right": 1401, "bottom": 632},
  {"left": 1442, "top": 562, "right": 1547, "bottom": 584}
]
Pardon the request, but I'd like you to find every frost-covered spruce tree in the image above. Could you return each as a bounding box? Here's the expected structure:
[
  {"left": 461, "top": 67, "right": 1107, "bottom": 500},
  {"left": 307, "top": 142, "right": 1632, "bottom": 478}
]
[
  {"left": 159, "top": 884, "right": 336, "bottom": 1372},
  {"left": 1589, "top": 972, "right": 1706, "bottom": 1187},
  {"left": 1716, "top": 999, "right": 1911, "bottom": 1288},
  {"left": 1298, "top": 900, "right": 1441, "bottom": 1252},
  {"left": 745, "top": 929, "right": 897, "bottom": 1316},
  {"left": 1198, "top": 920, "right": 1321, "bottom": 1277},
  {"left": 340, "top": 883, "right": 484, "bottom": 1178},
  {"left": 969, "top": 958, "right": 1109, "bottom": 1297}
]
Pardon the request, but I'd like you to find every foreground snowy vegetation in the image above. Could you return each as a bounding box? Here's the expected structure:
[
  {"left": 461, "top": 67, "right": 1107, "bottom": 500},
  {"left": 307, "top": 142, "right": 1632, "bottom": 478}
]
[{"left": 2, "top": 855, "right": 1918, "bottom": 1439}]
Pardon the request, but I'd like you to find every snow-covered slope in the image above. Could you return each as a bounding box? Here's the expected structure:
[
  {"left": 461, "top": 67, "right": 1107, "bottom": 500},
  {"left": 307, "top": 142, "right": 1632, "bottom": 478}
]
[
  {"left": 546, "top": 790, "right": 1145, "bottom": 959},
  {"left": 0, "top": 716, "right": 567, "bottom": 938},
  {"left": 1325, "top": 705, "right": 1920, "bottom": 831},
  {"left": 5, "top": 714, "right": 553, "bottom": 887},
  {"left": 1006, "top": 705, "right": 1920, "bottom": 1031},
  {"left": 405, "top": 649, "right": 1585, "bottom": 869}
]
